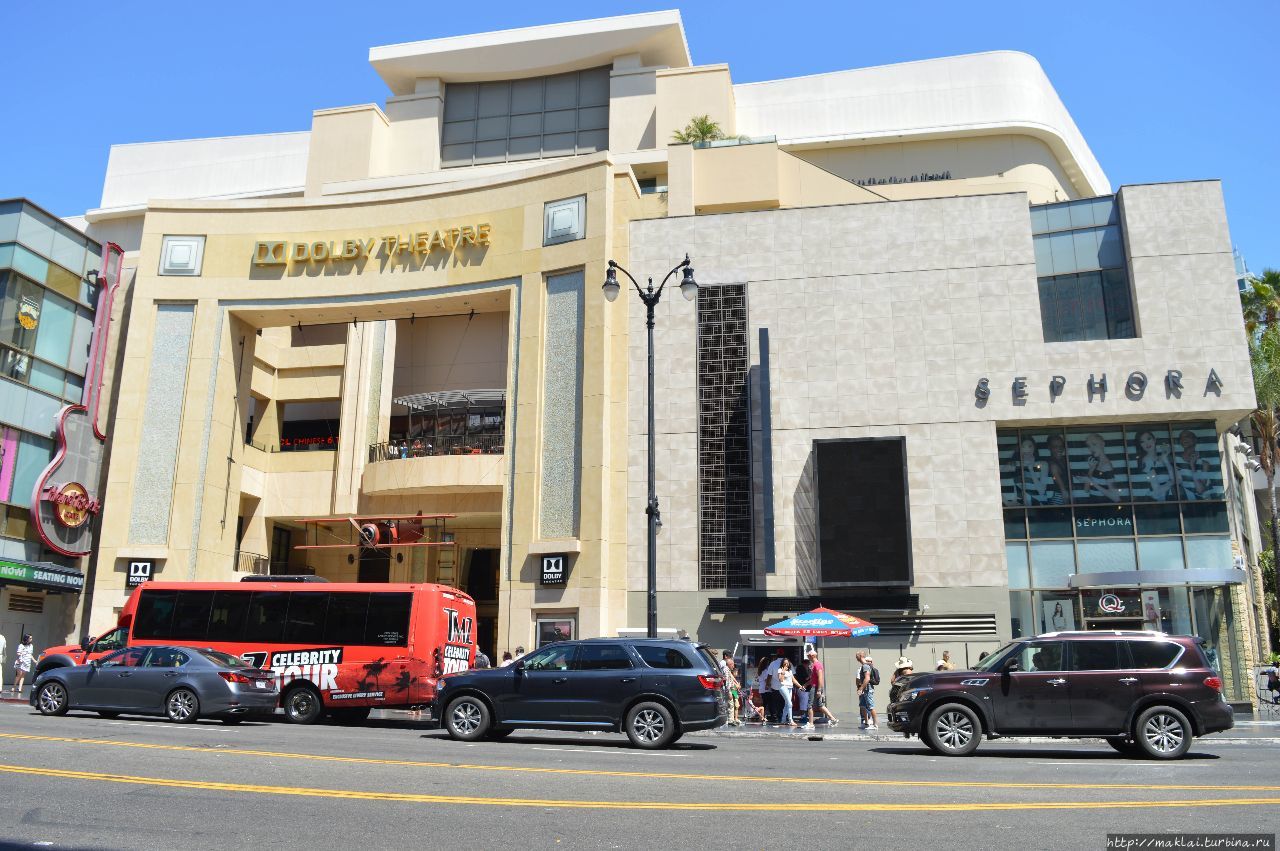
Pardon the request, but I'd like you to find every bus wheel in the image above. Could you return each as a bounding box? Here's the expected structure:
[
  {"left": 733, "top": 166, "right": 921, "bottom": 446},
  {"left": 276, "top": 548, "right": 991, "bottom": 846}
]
[{"left": 283, "top": 685, "right": 324, "bottom": 725}]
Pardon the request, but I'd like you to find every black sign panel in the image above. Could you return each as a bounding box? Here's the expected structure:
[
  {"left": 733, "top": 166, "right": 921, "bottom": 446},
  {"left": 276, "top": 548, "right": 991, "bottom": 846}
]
[
  {"left": 815, "top": 438, "right": 913, "bottom": 586},
  {"left": 540, "top": 555, "right": 567, "bottom": 586},
  {"left": 126, "top": 560, "right": 153, "bottom": 588}
]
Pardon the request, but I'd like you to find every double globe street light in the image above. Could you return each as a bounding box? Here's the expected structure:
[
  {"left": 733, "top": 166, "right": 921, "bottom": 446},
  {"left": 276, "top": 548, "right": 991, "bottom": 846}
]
[{"left": 603, "top": 255, "right": 698, "bottom": 638}]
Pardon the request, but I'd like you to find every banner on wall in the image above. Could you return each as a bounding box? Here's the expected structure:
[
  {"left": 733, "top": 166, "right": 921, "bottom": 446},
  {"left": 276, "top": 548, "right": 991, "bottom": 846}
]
[{"left": 1042, "top": 599, "right": 1076, "bottom": 632}]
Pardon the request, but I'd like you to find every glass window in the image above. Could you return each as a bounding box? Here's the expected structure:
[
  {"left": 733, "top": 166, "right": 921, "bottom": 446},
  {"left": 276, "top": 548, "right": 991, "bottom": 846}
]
[
  {"left": 1073, "top": 504, "right": 1133, "bottom": 537},
  {"left": 1, "top": 274, "right": 42, "bottom": 353},
  {"left": 1013, "top": 641, "right": 1065, "bottom": 672},
  {"left": 364, "top": 592, "right": 412, "bottom": 646},
  {"left": 1182, "top": 503, "right": 1229, "bottom": 534},
  {"left": 1172, "top": 424, "right": 1223, "bottom": 501},
  {"left": 284, "top": 592, "right": 329, "bottom": 644},
  {"left": 1030, "top": 541, "right": 1076, "bottom": 587},
  {"left": 1138, "top": 537, "right": 1185, "bottom": 571},
  {"left": 101, "top": 647, "right": 148, "bottom": 668},
  {"left": 574, "top": 643, "right": 633, "bottom": 670},
  {"left": 89, "top": 627, "right": 128, "bottom": 653},
  {"left": 323, "top": 592, "right": 369, "bottom": 645},
  {"left": 12, "top": 432, "right": 53, "bottom": 503},
  {"left": 1185, "top": 535, "right": 1232, "bottom": 570},
  {"left": 1128, "top": 641, "right": 1182, "bottom": 670},
  {"left": 29, "top": 359, "right": 65, "bottom": 396},
  {"left": 1077, "top": 539, "right": 1136, "bottom": 572},
  {"left": 16, "top": 208, "right": 56, "bottom": 256},
  {"left": 1009, "top": 591, "right": 1035, "bottom": 638},
  {"left": 1134, "top": 503, "right": 1182, "bottom": 535},
  {"left": 207, "top": 591, "right": 251, "bottom": 642},
  {"left": 1127, "top": 426, "right": 1177, "bottom": 502},
  {"left": 1027, "top": 508, "right": 1072, "bottom": 538},
  {"left": 199, "top": 649, "right": 249, "bottom": 668},
  {"left": 1004, "top": 509, "right": 1026, "bottom": 539},
  {"left": 1006, "top": 543, "right": 1030, "bottom": 590},
  {"left": 635, "top": 644, "right": 696, "bottom": 669},
  {"left": 522, "top": 644, "right": 576, "bottom": 671},
  {"left": 133, "top": 590, "right": 178, "bottom": 639},
  {"left": 12, "top": 246, "right": 49, "bottom": 286},
  {"left": 171, "top": 591, "right": 215, "bottom": 640},
  {"left": 1068, "top": 428, "right": 1128, "bottom": 503},
  {"left": 1016, "top": 430, "right": 1070, "bottom": 505},
  {"left": 536, "top": 617, "right": 576, "bottom": 647},
  {"left": 997, "top": 431, "right": 1021, "bottom": 506},
  {"left": 1069, "top": 640, "right": 1125, "bottom": 671},
  {"left": 146, "top": 648, "right": 190, "bottom": 668},
  {"left": 244, "top": 591, "right": 288, "bottom": 643}
]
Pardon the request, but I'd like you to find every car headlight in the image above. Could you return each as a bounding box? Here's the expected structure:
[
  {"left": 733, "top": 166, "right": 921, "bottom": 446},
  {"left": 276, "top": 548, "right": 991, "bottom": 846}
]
[{"left": 901, "top": 687, "right": 932, "bottom": 701}]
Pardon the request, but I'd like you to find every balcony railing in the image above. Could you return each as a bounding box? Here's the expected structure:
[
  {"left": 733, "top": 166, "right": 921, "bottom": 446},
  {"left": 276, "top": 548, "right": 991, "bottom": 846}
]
[
  {"left": 369, "top": 432, "right": 504, "bottom": 462},
  {"left": 234, "top": 550, "right": 269, "bottom": 575}
]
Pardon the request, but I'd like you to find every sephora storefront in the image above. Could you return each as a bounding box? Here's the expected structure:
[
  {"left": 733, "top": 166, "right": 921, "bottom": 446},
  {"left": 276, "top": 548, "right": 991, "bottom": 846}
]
[{"left": 1002, "top": 419, "right": 1250, "bottom": 700}]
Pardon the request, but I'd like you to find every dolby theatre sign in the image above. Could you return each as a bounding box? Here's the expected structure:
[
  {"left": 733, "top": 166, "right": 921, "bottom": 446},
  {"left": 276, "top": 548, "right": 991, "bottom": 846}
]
[{"left": 254, "top": 223, "right": 492, "bottom": 267}]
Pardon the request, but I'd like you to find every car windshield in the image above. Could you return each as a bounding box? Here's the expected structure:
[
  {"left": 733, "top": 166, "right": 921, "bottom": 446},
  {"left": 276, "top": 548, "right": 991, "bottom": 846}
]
[
  {"left": 971, "top": 642, "right": 1021, "bottom": 672},
  {"left": 198, "top": 649, "right": 250, "bottom": 668}
]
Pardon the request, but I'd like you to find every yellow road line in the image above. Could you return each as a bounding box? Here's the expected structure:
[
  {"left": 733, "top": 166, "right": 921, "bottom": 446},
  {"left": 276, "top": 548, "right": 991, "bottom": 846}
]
[
  {"left": 0, "top": 731, "right": 1276, "bottom": 793},
  {"left": 0, "top": 763, "right": 1276, "bottom": 811}
]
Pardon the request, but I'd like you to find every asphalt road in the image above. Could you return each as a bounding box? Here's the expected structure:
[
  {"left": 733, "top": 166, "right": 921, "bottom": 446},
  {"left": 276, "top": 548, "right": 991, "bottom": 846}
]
[{"left": 0, "top": 702, "right": 1277, "bottom": 851}]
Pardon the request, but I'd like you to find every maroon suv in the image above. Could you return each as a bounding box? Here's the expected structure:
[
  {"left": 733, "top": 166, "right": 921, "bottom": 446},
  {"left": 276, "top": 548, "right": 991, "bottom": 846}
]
[{"left": 886, "top": 631, "right": 1234, "bottom": 759}]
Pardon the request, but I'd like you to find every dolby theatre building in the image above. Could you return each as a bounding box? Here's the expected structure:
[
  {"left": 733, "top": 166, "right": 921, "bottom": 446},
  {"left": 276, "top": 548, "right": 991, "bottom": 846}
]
[{"left": 76, "top": 11, "right": 1266, "bottom": 711}]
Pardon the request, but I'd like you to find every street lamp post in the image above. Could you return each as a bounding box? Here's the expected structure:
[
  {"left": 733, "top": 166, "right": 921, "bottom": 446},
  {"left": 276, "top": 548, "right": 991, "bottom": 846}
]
[{"left": 603, "top": 255, "right": 698, "bottom": 638}]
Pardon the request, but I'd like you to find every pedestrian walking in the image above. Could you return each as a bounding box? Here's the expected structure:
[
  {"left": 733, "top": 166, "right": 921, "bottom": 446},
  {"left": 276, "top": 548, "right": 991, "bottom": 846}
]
[
  {"left": 776, "top": 658, "right": 798, "bottom": 727},
  {"left": 936, "top": 650, "right": 955, "bottom": 671},
  {"left": 723, "top": 656, "right": 742, "bottom": 725},
  {"left": 0, "top": 631, "right": 6, "bottom": 693},
  {"left": 858, "top": 653, "right": 879, "bottom": 730},
  {"left": 763, "top": 649, "right": 786, "bottom": 724},
  {"left": 802, "top": 649, "right": 837, "bottom": 730},
  {"left": 755, "top": 657, "right": 772, "bottom": 724},
  {"left": 473, "top": 648, "right": 491, "bottom": 669},
  {"left": 889, "top": 657, "right": 915, "bottom": 704},
  {"left": 13, "top": 634, "right": 34, "bottom": 697}
]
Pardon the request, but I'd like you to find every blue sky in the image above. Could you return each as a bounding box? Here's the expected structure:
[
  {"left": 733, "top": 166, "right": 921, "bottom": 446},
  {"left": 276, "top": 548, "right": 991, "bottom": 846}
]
[{"left": 3, "top": 1, "right": 1275, "bottom": 271}]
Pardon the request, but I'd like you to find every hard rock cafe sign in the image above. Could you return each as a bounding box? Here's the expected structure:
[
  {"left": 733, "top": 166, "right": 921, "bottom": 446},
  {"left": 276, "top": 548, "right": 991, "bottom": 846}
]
[{"left": 30, "top": 243, "right": 123, "bottom": 558}]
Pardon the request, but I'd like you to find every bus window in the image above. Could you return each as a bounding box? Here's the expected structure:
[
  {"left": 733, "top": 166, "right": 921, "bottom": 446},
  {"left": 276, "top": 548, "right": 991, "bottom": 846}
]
[
  {"left": 284, "top": 592, "right": 329, "bottom": 644},
  {"left": 171, "top": 591, "right": 215, "bottom": 640},
  {"left": 245, "top": 591, "right": 288, "bottom": 643},
  {"left": 208, "top": 591, "right": 251, "bottom": 642},
  {"left": 134, "top": 590, "right": 178, "bottom": 639},
  {"left": 324, "top": 592, "right": 369, "bottom": 646},
  {"left": 365, "top": 592, "right": 412, "bottom": 646}
]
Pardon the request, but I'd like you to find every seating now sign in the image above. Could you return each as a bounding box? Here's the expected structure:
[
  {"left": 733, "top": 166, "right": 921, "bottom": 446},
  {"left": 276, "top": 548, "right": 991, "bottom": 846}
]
[{"left": 540, "top": 555, "right": 568, "bottom": 586}]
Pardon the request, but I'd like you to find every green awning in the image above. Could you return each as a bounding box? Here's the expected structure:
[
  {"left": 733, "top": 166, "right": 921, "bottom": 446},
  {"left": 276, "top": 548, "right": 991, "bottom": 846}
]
[{"left": 0, "top": 558, "right": 84, "bottom": 593}]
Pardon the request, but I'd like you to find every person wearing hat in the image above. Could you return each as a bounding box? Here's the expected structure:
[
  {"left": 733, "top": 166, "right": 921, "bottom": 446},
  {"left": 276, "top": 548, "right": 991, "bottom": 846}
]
[
  {"left": 889, "top": 657, "right": 915, "bottom": 704},
  {"left": 857, "top": 653, "right": 878, "bottom": 730},
  {"left": 801, "top": 649, "right": 838, "bottom": 730}
]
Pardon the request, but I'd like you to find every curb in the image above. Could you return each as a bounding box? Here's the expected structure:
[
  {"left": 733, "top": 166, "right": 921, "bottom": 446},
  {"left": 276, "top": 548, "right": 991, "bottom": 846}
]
[{"left": 687, "top": 728, "right": 1280, "bottom": 745}]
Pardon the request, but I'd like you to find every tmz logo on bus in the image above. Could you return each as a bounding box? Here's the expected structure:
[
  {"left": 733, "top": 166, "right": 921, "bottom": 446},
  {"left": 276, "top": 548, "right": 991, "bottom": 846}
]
[{"left": 441, "top": 607, "right": 474, "bottom": 674}]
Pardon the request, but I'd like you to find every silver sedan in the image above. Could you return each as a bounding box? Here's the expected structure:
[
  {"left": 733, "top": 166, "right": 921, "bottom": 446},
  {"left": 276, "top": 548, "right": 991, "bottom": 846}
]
[{"left": 31, "top": 645, "right": 278, "bottom": 724}]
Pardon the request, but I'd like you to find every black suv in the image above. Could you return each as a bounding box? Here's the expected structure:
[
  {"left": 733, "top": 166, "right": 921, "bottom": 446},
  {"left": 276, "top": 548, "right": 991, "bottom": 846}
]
[
  {"left": 887, "top": 631, "right": 1234, "bottom": 759},
  {"left": 432, "top": 638, "right": 727, "bottom": 748}
]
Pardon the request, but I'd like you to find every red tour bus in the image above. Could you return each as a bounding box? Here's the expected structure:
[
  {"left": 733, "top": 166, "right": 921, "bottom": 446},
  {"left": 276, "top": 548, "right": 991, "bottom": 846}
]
[{"left": 37, "top": 580, "right": 477, "bottom": 723}]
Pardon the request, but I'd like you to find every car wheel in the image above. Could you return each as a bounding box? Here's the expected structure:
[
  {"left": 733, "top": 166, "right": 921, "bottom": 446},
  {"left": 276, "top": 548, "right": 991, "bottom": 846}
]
[
  {"left": 36, "top": 681, "right": 69, "bottom": 716},
  {"left": 484, "top": 727, "right": 514, "bottom": 740},
  {"left": 166, "top": 688, "right": 200, "bottom": 724},
  {"left": 625, "top": 701, "right": 676, "bottom": 749},
  {"left": 283, "top": 685, "right": 324, "bottom": 725},
  {"left": 1105, "top": 736, "right": 1141, "bottom": 757},
  {"left": 1134, "top": 705, "right": 1193, "bottom": 760},
  {"left": 445, "top": 696, "right": 491, "bottom": 741},
  {"left": 922, "top": 703, "right": 982, "bottom": 756},
  {"left": 329, "top": 707, "right": 372, "bottom": 724},
  {"left": 97, "top": 711, "right": 120, "bottom": 719}
]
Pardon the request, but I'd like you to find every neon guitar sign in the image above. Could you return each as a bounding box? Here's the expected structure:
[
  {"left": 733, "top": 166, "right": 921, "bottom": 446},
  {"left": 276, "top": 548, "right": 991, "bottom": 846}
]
[{"left": 29, "top": 242, "right": 123, "bottom": 557}]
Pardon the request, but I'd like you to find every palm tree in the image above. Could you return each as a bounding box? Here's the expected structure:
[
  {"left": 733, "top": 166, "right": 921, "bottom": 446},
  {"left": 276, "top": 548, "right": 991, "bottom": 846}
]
[
  {"left": 671, "top": 115, "right": 726, "bottom": 144},
  {"left": 1250, "top": 326, "right": 1280, "bottom": 649},
  {"left": 1242, "top": 270, "right": 1280, "bottom": 337}
]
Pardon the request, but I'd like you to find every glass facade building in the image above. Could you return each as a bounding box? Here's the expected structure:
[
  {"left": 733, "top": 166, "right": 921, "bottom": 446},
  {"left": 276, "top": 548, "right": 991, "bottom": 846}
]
[{"left": 0, "top": 199, "right": 100, "bottom": 566}]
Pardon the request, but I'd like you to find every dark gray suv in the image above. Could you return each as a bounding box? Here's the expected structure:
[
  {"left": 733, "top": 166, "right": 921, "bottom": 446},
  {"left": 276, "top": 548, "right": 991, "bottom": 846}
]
[
  {"left": 432, "top": 638, "right": 727, "bottom": 748},
  {"left": 887, "top": 631, "right": 1234, "bottom": 759}
]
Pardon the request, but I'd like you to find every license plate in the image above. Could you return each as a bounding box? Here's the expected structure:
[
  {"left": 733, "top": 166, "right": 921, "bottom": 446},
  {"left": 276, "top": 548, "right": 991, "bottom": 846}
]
[{"left": 255, "top": 680, "right": 268, "bottom": 689}]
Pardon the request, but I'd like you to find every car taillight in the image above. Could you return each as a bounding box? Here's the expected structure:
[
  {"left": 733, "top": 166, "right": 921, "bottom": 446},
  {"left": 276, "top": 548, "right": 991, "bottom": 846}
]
[
  {"left": 219, "top": 671, "right": 253, "bottom": 684},
  {"left": 1203, "top": 676, "right": 1222, "bottom": 692},
  {"left": 697, "top": 675, "right": 723, "bottom": 690}
]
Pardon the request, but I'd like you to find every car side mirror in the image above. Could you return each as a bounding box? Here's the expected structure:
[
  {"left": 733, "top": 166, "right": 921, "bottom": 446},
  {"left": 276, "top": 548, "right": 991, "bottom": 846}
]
[
  {"left": 1003, "top": 658, "right": 1020, "bottom": 673},
  {"left": 79, "top": 637, "right": 92, "bottom": 652},
  {"left": 513, "top": 661, "right": 525, "bottom": 673},
  {"left": 89, "top": 659, "right": 101, "bottom": 668}
]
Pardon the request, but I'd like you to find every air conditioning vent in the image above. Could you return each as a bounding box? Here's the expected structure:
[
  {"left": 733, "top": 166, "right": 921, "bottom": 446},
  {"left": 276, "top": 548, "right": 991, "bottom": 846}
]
[{"left": 7, "top": 593, "right": 44, "bottom": 614}]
